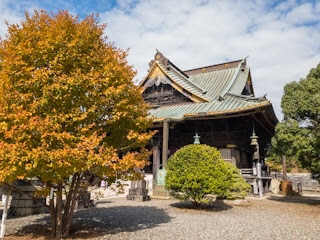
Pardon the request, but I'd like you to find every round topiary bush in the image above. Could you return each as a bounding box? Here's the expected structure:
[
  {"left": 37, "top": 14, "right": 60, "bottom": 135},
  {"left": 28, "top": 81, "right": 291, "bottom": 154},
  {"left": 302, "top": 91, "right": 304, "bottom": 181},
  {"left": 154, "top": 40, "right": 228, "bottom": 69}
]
[{"left": 165, "top": 144, "right": 251, "bottom": 205}]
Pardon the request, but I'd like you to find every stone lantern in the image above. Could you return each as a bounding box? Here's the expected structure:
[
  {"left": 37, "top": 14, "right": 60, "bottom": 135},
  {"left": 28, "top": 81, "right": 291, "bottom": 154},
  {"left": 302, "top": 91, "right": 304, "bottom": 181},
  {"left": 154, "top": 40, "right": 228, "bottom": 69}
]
[
  {"left": 193, "top": 133, "right": 201, "bottom": 144},
  {"left": 251, "top": 129, "right": 263, "bottom": 197}
]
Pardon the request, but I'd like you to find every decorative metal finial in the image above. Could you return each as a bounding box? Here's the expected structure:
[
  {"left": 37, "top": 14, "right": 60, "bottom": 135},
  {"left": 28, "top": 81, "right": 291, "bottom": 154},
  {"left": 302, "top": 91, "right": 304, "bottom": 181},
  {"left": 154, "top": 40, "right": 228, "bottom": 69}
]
[
  {"left": 193, "top": 133, "right": 201, "bottom": 144},
  {"left": 250, "top": 129, "right": 259, "bottom": 146}
]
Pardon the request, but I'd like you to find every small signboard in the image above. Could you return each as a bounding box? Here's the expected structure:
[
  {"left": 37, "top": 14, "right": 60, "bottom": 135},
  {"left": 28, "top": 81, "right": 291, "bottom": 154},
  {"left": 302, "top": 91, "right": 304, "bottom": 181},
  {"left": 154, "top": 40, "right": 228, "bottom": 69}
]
[{"left": 157, "top": 168, "right": 167, "bottom": 186}]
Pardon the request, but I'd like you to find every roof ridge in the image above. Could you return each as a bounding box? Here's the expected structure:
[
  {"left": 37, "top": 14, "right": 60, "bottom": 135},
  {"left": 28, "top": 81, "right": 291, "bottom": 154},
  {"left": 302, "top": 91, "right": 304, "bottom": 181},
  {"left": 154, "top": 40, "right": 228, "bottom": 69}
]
[
  {"left": 167, "top": 60, "right": 190, "bottom": 79},
  {"left": 168, "top": 62, "right": 208, "bottom": 94},
  {"left": 184, "top": 59, "right": 243, "bottom": 73},
  {"left": 226, "top": 93, "right": 268, "bottom": 102}
]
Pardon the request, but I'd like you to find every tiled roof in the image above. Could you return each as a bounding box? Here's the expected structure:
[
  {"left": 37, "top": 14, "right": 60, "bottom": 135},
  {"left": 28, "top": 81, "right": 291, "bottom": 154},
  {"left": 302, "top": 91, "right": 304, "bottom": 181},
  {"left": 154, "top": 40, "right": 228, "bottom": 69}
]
[
  {"left": 141, "top": 52, "right": 277, "bottom": 123},
  {"left": 228, "top": 66, "right": 250, "bottom": 95},
  {"left": 188, "top": 66, "right": 240, "bottom": 99},
  {"left": 156, "top": 62, "right": 212, "bottom": 102},
  {"left": 149, "top": 94, "right": 271, "bottom": 121}
]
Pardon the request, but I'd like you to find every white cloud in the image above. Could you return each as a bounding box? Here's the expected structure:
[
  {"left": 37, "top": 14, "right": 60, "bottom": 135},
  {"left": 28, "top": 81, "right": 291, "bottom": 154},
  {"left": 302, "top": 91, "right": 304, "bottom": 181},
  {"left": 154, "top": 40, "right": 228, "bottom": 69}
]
[
  {"left": 0, "top": 1, "right": 23, "bottom": 36},
  {"left": 0, "top": 0, "right": 318, "bottom": 120},
  {"left": 285, "top": 2, "right": 319, "bottom": 24},
  {"left": 0, "top": 1, "right": 45, "bottom": 37},
  {"left": 100, "top": 0, "right": 320, "bottom": 120}
]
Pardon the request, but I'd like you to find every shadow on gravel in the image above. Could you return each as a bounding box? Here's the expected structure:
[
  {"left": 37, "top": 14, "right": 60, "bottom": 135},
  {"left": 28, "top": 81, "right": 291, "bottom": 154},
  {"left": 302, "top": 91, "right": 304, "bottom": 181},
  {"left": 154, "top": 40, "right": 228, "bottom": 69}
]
[
  {"left": 267, "top": 195, "right": 320, "bottom": 206},
  {"left": 12, "top": 206, "right": 172, "bottom": 239},
  {"left": 170, "top": 200, "right": 233, "bottom": 212}
]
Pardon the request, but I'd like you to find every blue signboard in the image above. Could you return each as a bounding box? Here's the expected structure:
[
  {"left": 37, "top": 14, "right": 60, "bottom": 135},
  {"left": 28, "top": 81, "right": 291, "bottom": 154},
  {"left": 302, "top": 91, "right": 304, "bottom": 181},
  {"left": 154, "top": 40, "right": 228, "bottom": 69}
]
[{"left": 157, "top": 168, "right": 167, "bottom": 186}]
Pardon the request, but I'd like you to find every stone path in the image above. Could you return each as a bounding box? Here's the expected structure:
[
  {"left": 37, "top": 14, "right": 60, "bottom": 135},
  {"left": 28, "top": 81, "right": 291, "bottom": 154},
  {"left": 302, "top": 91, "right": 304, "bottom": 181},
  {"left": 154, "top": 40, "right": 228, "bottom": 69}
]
[{"left": 3, "top": 193, "right": 320, "bottom": 240}]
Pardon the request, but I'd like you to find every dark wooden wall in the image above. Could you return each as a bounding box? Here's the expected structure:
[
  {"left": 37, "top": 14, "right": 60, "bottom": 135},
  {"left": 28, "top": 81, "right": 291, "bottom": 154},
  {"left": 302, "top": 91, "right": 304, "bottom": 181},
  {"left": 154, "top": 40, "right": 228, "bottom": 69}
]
[{"left": 145, "top": 115, "right": 273, "bottom": 172}]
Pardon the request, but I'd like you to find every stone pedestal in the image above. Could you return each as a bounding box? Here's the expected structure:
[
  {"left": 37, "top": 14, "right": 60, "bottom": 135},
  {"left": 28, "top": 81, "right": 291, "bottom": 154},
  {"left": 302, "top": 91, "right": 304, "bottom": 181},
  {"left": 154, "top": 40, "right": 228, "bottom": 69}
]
[
  {"left": 127, "top": 180, "right": 150, "bottom": 201},
  {"left": 152, "top": 183, "right": 171, "bottom": 199},
  {"left": 152, "top": 168, "right": 171, "bottom": 199}
]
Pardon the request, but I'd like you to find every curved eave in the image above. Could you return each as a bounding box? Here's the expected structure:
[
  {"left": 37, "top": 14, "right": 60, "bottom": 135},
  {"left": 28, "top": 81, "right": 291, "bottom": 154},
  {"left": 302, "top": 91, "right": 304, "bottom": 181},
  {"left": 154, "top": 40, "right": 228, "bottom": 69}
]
[
  {"left": 257, "top": 103, "right": 279, "bottom": 135},
  {"left": 139, "top": 61, "right": 158, "bottom": 88},
  {"left": 151, "top": 101, "right": 273, "bottom": 123}
]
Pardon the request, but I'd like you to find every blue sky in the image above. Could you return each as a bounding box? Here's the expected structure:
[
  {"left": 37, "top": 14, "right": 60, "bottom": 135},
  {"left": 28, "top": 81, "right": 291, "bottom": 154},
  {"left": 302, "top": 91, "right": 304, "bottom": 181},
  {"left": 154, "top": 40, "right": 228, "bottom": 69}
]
[{"left": 0, "top": 0, "right": 320, "bottom": 119}]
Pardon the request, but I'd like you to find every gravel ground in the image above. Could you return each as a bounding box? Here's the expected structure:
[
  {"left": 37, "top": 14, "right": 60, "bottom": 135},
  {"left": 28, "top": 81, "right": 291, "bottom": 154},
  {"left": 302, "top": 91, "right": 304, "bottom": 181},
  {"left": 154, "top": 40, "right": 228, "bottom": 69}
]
[{"left": 3, "top": 193, "right": 320, "bottom": 240}]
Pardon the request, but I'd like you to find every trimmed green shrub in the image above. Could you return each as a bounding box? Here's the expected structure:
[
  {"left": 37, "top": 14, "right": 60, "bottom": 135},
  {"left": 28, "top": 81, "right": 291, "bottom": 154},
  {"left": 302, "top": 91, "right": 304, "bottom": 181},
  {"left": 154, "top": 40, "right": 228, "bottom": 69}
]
[
  {"left": 222, "top": 163, "right": 251, "bottom": 200},
  {"left": 165, "top": 144, "right": 251, "bottom": 205}
]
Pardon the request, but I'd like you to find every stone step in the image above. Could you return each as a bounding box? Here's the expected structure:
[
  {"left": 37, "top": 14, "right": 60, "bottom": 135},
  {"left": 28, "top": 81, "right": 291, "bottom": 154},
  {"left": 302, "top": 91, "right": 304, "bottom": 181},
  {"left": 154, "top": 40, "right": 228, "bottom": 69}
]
[
  {"left": 151, "top": 189, "right": 172, "bottom": 199},
  {"left": 151, "top": 195, "right": 171, "bottom": 200},
  {"left": 153, "top": 185, "right": 167, "bottom": 191},
  {"left": 152, "top": 190, "right": 170, "bottom": 197}
]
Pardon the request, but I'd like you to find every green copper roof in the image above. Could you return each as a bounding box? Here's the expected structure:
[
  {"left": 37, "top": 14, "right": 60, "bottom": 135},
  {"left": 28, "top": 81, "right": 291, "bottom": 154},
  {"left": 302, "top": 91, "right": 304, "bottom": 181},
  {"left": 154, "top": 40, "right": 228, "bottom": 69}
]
[
  {"left": 141, "top": 51, "right": 277, "bottom": 123},
  {"left": 157, "top": 62, "right": 212, "bottom": 101},
  {"left": 229, "top": 66, "right": 251, "bottom": 95},
  {"left": 149, "top": 94, "right": 271, "bottom": 121},
  {"left": 189, "top": 67, "right": 239, "bottom": 99}
]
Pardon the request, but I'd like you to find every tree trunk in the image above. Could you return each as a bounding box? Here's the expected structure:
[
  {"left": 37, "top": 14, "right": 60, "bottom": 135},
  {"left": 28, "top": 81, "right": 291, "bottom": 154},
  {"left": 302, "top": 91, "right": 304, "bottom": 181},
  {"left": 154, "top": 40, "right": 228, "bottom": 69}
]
[
  {"left": 63, "top": 173, "right": 82, "bottom": 237},
  {"left": 49, "top": 193, "right": 56, "bottom": 238},
  {"left": 62, "top": 173, "right": 78, "bottom": 233},
  {"left": 48, "top": 173, "right": 83, "bottom": 238},
  {"left": 282, "top": 155, "right": 288, "bottom": 181},
  {"left": 56, "top": 182, "right": 63, "bottom": 238}
]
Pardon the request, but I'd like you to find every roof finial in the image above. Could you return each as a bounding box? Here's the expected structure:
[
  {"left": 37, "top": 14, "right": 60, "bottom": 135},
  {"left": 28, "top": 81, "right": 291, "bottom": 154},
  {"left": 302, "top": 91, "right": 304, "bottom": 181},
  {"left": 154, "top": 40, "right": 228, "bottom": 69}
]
[
  {"left": 155, "top": 50, "right": 164, "bottom": 60},
  {"left": 242, "top": 56, "right": 249, "bottom": 66},
  {"left": 154, "top": 50, "right": 169, "bottom": 68}
]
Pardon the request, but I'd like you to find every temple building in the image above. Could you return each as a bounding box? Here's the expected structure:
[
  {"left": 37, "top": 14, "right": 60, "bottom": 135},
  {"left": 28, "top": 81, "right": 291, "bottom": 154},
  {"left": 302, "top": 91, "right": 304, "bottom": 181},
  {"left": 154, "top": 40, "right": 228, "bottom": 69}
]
[{"left": 140, "top": 51, "right": 278, "bottom": 196}]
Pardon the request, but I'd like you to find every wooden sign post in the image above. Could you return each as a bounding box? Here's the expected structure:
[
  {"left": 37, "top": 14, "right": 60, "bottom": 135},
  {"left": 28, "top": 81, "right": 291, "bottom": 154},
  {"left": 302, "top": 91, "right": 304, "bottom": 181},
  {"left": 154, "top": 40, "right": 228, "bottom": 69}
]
[{"left": 0, "top": 194, "right": 9, "bottom": 239}]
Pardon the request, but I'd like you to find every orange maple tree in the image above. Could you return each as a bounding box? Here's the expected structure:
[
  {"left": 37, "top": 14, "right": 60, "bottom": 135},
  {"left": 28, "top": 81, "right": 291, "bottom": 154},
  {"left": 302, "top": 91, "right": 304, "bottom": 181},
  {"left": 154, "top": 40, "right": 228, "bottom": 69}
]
[{"left": 0, "top": 10, "right": 153, "bottom": 238}]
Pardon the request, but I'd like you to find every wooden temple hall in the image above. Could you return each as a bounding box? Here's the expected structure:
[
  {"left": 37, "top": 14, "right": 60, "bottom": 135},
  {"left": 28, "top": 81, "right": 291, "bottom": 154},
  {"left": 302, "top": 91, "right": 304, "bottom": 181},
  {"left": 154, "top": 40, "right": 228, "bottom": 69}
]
[{"left": 140, "top": 51, "right": 278, "bottom": 196}]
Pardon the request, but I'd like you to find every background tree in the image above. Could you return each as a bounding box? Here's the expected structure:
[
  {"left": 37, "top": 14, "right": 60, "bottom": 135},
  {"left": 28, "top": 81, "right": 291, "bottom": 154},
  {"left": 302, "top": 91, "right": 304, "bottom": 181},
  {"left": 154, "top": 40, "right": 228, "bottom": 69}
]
[
  {"left": 165, "top": 144, "right": 250, "bottom": 206},
  {"left": 272, "top": 63, "right": 320, "bottom": 180},
  {"left": 265, "top": 147, "right": 304, "bottom": 173},
  {"left": 0, "top": 10, "right": 153, "bottom": 238}
]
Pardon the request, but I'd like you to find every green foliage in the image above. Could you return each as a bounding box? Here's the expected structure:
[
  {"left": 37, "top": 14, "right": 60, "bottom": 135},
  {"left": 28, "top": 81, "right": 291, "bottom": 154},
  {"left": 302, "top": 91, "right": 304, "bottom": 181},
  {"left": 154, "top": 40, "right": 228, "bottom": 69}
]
[
  {"left": 265, "top": 147, "right": 303, "bottom": 173},
  {"left": 0, "top": 10, "right": 153, "bottom": 184},
  {"left": 165, "top": 144, "right": 251, "bottom": 205},
  {"left": 222, "top": 163, "right": 251, "bottom": 200},
  {"left": 0, "top": 10, "right": 153, "bottom": 238},
  {"left": 272, "top": 62, "right": 320, "bottom": 180}
]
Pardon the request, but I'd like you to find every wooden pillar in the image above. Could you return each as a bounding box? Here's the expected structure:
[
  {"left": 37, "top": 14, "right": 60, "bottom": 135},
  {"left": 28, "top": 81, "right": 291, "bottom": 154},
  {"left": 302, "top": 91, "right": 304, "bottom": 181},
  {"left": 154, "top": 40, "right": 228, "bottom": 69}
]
[
  {"left": 152, "top": 146, "right": 160, "bottom": 180},
  {"left": 282, "top": 155, "right": 288, "bottom": 181},
  {"left": 162, "top": 119, "right": 169, "bottom": 168}
]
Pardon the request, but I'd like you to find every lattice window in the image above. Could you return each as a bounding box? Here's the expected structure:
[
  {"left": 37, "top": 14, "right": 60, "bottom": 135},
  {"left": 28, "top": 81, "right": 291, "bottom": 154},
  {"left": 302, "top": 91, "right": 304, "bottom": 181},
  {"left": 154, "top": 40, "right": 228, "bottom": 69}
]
[{"left": 219, "top": 149, "right": 231, "bottom": 161}]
